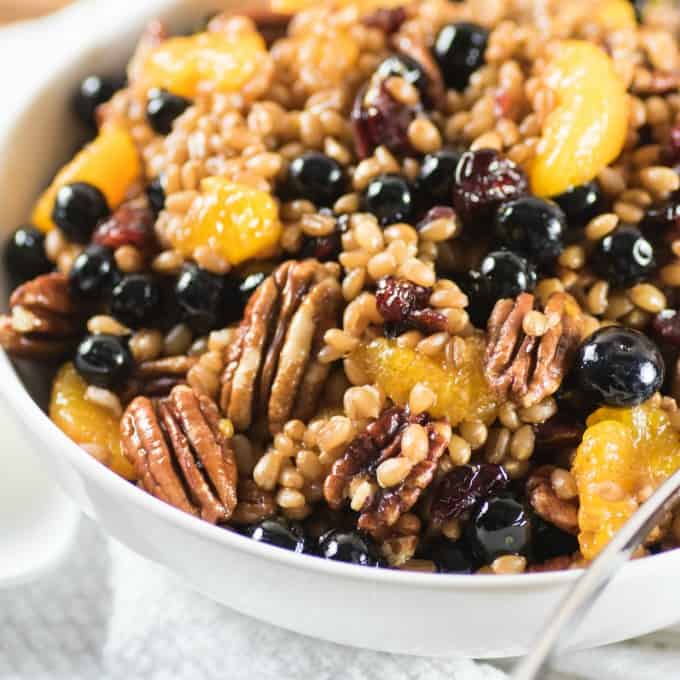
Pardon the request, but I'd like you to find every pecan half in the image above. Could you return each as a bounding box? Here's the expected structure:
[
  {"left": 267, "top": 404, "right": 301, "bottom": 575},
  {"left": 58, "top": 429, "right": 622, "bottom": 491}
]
[
  {"left": 526, "top": 465, "right": 578, "bottom": 535},
  {"left": 323, "top": 406, "right": 449, "bottom": 537},
  {"left": 484, "top": 292, "right": 583, "bottom": 408},
  {"left": 220, "top": 259, "right": 342, "bottom": 435},
  {"left": 230, "top": 479, "right": 276, "bottom": 525},
  {"left": 120, "top": 355, "right": 199, "bottom": 402},
  {"left": 121, "top": 384, "right": 238, "bottom": 524},
  {"left": 0, "top": 273, "right": 83, "bottom": 359}
]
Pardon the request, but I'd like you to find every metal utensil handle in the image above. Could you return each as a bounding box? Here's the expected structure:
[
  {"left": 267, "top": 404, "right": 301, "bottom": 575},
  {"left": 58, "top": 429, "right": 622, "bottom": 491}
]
[{"left": 511, "top": 466, "right": 680, "bottom": 680}]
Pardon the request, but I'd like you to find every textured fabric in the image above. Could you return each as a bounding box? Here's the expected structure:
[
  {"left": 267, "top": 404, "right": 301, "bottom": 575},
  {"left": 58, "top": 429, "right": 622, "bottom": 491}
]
[{"left": 2, "top": 517, "right": 680, "bottom": 680}]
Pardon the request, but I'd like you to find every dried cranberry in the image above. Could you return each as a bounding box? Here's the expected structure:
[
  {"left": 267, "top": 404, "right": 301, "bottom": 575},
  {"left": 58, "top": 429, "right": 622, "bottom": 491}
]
[
  {"left": 661, "top": 124, "right": 680, "bottom": 166},
  {"left": 362, "top": 6, "right": 407, "bottom": 34},
  {"left": 353, "top": 82, "right": 415, "bottom": 159},
  {"left": 653, "top": 309, "right": 680, "bottom": 347},
  {"left": 453, "top": 149, "right": 528, "bottom": 225},
  {"left": 376, "top": 275, "right": 430, "bottom": 321},
  {"left": 93, "top": 199, "right": 157, "bottom": 254},
  {"left": 375, "top": 275, "right": 447, "bottom": 336},
  {"left": 431, "top": 464, "right": 509, "bottom": 522},
  {"left": 301, "top": 232, "right": 342, "bottom": 261}
]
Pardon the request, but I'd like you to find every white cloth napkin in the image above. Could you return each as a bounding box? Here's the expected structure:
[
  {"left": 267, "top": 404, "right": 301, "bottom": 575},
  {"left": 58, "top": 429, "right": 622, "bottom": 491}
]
[{"left": 2, "top": 517, "right": 680, "bottom": 680}]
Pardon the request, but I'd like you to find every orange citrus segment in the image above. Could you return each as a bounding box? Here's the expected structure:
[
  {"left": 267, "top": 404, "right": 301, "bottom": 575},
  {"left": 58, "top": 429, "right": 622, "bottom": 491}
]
[
  {"left": 572, "top": 403, "right": 680, "bottom": 559},
  {"left": 141, "top": 30, "right": 268, "bottom": 98},
  {"left": 32, "top": 125, "right": 141, "bottom": 233},
  {"left": 529, "top": 40, "right": 628, "bottom": 198},
  {"left": 171, "top": 178, "right": 282, "bottom": 265},
  {"left": 49, "top": 363, "right": 136, "bottom": 480},
  {"left": 595, "top": 0, "right": 637, "bottom": 31},
  {"left": 352, "top": 336, "right": 497, "bottom": 426}
]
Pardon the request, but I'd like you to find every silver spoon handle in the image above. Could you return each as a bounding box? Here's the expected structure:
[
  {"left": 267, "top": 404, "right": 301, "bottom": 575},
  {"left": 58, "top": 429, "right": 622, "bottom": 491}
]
[{"left": 511, "top": 466, "right": 680, "bottom": 680}]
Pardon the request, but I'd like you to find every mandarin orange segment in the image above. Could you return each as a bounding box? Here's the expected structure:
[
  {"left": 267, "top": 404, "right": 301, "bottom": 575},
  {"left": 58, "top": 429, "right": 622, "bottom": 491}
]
[
  {"left": 172, "top": 178, "right": 282, "bottom": 265},
  {"left": 572, "top": 403, "right": 680, "bottom": 559},
  {"left": 141, "top": 29, "right": 268, "bottom": 98},
  {"left": 529, "top": 40, "right": 628, "bottom": 198},
  {"left": 49, "top": 363, "right": 136, "bottom": 480},
  {"left": 352, "top": 336, "right": 497, "bottom": 426},
  {"left": 32, "top": 125, "right": 141, "bottom": 233},
  {"left": 595, "top": 0, "right": 637, "bottom": 31}
]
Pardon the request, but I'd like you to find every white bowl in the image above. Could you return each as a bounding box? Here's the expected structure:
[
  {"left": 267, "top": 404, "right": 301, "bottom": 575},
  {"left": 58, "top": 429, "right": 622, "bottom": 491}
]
[{"left": 2, "top": 0, "right": 680, "bottom": 658}]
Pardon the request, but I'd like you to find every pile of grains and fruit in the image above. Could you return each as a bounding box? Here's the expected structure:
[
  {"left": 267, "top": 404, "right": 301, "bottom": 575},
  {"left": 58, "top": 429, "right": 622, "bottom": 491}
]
[{"left": 5, "top": 0, "right": 680, "bottom": 573}]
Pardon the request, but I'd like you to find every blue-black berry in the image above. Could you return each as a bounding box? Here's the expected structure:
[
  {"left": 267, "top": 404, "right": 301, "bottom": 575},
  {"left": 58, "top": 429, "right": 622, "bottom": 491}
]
[
  {"left": 573, "top": 326, "right": 664, "bottom": 407},
  {"left": 4, "top": 226, "right": 51, "bottom": 283},
  {"left": 74, "top": 334, "right": 133, "bottom": 389},
  {"left": 52, "top": 182, "right": 110, "bottom": 243}
]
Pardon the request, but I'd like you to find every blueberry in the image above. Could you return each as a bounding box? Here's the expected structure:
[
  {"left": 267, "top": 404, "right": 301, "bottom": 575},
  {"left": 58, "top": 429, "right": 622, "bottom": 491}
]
[
  {"left": 375, "top": 54, "right": 429, "bottom": 101},
  {"left": 494, "top": 197, "right": 566, "bottom": 265},
  {"left": 146, "top": 89, "right": 191, "bottom": 135},
  {"left": 237, "top": 269, "right": 268, "bottom": 308},
  {"left": 4, "top": 226, "right": 51, "bottom": 283},
  {"left": 531, "top": 516, "right": 579, "bottom": 564},
  {"left": 553, "top": 181, "right": 604, "bottom": 228},
  {"left": 287, "top": 152, "right": 346, "bottom": 207},
  {"left": 74, "top": 75, "right": 123, "bottom": 128},
  {"left": 462, "top": 250, "right": 536, "bottom": 327},
  {"left": 318, "top": 529, "right": 383, "bottom": 567},
  {"left": 243, "top": 519, "right": 306, "bottom": 553},
  {"left": 467, "top": 493, "right": 532, "bottom": 564},
  {"left": 74, "top": 334, "right": 133, "bottom": 389},
  {"left": 110, "top": 274, "right": 162, "bottom": 328},
  {"left": 478, "top": 250, "right": 537, "bottom": 296},
  {"left": 363, "top": 174, "right": 414, "bottom": 225},
  {"left": 52, "top": 182, "right": 110, "bottom": 243},
  {"left": 573, "top": 326, "right": 665, "bottom": 407},
  {"left": 146, "top": 177, "right": 165, "bottom": 214},
  {"left": 421, "top": 538, "right": 477, "bottom": 574},
  {"left": 590, "top": 225, "right": 655, "bottom": 288},
  {"left": 433, "top": 22, "right": 489, "bottom": 91},
  {"left": 652, "top": 309, "right": 680, "bottom": 348},
  {"left": 175, "top": 263, "right": 224, "bottom": 334},
  {"left": 418, "top": 150, "right": 462, "bottom": 205},
  {"left": 69, "top": 244, "right": 119, "bottom": 300}
]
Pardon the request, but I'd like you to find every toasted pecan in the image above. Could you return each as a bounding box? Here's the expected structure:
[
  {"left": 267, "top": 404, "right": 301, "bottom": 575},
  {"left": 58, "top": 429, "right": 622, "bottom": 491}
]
[
  {"left": 121, "top": 385, "right": 238, "bottom": 523},
  {"left": 220, "top": 259, "right": 342, "bottom": 435},
  {"left": 0, "top": 273, "right": 83, "bottom": 359},
  {"left": 484, "top": 292, "right": 583, "bottom": 408},
  {"left": 230, "top": 479, "right": 277, "bottom": 525},
  {"left": 324, "top": 406, "right": 449, "bottom": 537},
  {"left": 526, "top": 465, "right": 579, "bottom": 535}
]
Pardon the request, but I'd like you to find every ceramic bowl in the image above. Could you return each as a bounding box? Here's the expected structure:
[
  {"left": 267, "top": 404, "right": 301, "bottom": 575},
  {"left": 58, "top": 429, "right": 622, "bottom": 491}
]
[{"left": 2, "top": 0, "right": 680, "bottom": 658}]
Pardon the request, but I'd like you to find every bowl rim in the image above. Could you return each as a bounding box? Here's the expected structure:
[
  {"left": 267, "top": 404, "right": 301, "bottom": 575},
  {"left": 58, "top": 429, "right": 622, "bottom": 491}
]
[{"left": 1, "top": 0, "right": 677, "bottom": 592}]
